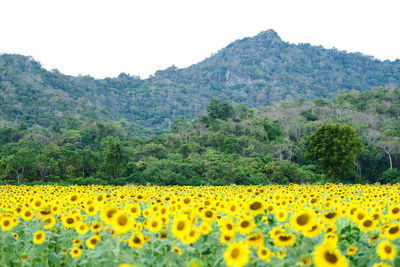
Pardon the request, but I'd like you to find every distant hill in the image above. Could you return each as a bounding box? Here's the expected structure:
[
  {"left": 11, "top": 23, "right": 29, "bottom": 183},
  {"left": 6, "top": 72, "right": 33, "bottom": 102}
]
[{"left": 1, "top": 29, "right": 399, "bottom": 135}]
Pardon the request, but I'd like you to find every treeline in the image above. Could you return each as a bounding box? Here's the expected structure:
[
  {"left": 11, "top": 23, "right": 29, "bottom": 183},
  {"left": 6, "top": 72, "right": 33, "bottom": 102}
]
[{"left": 0, "top": 87, "right": 399, "bottom": 185}]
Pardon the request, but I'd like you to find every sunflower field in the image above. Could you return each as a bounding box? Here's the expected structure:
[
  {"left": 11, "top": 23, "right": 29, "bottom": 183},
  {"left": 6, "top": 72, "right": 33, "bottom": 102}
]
[{"left": 0, "top": 184, "right": 399, "bottom": 267}]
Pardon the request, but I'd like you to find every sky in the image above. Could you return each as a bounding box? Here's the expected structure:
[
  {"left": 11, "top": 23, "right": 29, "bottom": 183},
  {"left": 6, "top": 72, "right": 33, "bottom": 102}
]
[{"left": 1, "top": 0, "right": 399, "bottom": 79}]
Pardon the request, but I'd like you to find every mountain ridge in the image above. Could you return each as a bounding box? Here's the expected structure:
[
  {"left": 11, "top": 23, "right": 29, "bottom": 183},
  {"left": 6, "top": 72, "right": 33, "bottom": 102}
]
[{"left": 1, "top": 29, "right": 400, "bottom": 135}]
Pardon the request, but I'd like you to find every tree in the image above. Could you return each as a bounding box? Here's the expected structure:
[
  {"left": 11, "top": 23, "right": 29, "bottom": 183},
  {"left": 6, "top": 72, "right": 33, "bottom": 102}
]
[
  {"left": 306, "top": 124, "right": 363, "bottom": 179},
  {"left": 206, "top": 98, "right": 233, "bottom": 121},
  {"left": 102, "top": 138, "right": 127, "bottom": 178},
  {"left": 377, "top": 137, "right": 400, "bottom": 169}
]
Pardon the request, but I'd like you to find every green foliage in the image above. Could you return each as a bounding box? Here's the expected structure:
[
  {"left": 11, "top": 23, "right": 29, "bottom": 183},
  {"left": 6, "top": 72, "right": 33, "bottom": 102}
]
[
  {"left": 2, "top": 29, "right": 400, "bottom": 135},
  {"left": 206, "top": 98, "right": 234, "bottom": 121},
  {"left": 306, "top": 124, "right": 363, "bottom": 179}
]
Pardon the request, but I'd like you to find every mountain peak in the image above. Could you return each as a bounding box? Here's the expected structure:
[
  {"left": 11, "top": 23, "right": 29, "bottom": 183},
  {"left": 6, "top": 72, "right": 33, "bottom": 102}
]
[{"left": 257, "top": 29, "right": 280, "bottom": 40}]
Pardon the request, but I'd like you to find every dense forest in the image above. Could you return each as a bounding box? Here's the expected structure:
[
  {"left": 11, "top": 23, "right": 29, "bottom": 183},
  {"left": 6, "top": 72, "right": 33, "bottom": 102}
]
[
  {"left": 1, "top": 87, "right": 399, "bottom": 185},
  {"left": 1, "top": 30, "right": 400, "bottom": 136}
]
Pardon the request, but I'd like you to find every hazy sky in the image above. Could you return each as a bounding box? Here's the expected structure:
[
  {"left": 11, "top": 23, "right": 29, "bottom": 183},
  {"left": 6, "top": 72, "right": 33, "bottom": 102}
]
[{"left": 1, "top": 0, "right": 399, "bottom": 78}]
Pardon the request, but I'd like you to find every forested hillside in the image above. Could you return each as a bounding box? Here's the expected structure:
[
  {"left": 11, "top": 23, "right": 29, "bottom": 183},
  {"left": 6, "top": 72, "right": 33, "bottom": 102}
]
[
  {"left": 1, "top": 88, "right": 399, "bottom": 185},
  {"left": 1, "top": 29, "right": 399, "bottom": 135}
]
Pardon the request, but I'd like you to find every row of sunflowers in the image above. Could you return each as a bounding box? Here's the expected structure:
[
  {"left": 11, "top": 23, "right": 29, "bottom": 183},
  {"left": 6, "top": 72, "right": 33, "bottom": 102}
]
[{"left": 0, "top": 184, "right": 399, "bottom": 266}]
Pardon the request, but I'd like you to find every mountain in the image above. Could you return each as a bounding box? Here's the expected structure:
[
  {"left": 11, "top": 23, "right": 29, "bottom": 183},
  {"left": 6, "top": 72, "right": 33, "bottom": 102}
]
[{"left": 1, "top": 29, "right": 400, "bottom": 135}]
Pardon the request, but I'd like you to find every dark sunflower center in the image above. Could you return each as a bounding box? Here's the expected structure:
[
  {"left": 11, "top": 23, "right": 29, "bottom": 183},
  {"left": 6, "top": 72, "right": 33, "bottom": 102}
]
[
  {"left": 278, "top": 235, "right": 292, "bottom": 241},
  {"left": 3, "top": 220, "right": 10, "bottom": 226},
  {"left": 261, "top": 249, "right": 267, "bottom": 255},
  {"left": 226, "top": 224, "right": 233, "bottom": 230},
  {"left": 133, "top": 237, "right": 141, "bottom": 244},
  {"left": 385, "top": 246, "right": 392, "bottom": 253},
  {"left": 241, "top": 221, "right": 250, "bottom": 228},
  {"left": 389, "top": 226, "right": 399, "bottom": 234},
  {"left": 152, "top": 221, "right": 158, "bottom": 228},
  {"left": 66, "top": 218, "right": 74, "bottom": 224},
  {"left": 325, "top": 212, "right": 336, "bottom": 219},
  {"left": 205, "top": 211, "right": 213, "bottom": 218},
  {"left": 324, "top": 251, "right": 338, "bottom": 263},
  {"left": 90, "top": 238, "right": 97, "bottom": 245},
  {"left": 177, "top": 221, "right": 185, "bottom": 230},
  {"left": 296, "top": 214, "right": 310, "bottom": 225},
  {"left": 118, "top": 216, "right": 128, "bottom": 226},
  {"left": 231, "top": 248, "right": 240, "bottom": 258},
  {"left": 392, "top": 207, "right": 399, "bottom": 214},
  {"left": 250, "top": 202, "right": 262, "bottom": 210},
  {"left": 363, "top": 220, "right": 372, "bottom": 227},
  {"left": 36, "top": 233, "right": 43, "bottom": 239}
]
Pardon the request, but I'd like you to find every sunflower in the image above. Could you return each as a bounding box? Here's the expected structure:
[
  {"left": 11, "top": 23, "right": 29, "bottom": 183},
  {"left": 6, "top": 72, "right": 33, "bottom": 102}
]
[
  {"left": 172, "top": 246, "right": 182, "bottom": 256},
  {"left": 12, "top": 233, "right": 18, "bottom": 239},
  {"left": 188, "top": 259, "right": 202, "bottom": 267},
  {"left": 321, "top": 210, "right": 340, "bottom": 224},
  {"left": 111, "top": 212, "right": 132, "bottom": 234},
  {"left": 73, "top": 238, "right": 82, "bottom": 247},
  {"left": 70, "top": 247, "right": 82, "bottom": 258},
  {"left": 76, "top": 222, "right": 89, "bottom": 235},
  {"left": 383, "top": 223, "right": 400, "bottom": 240},
  {"left": 313, "top": 243, "right": 348, "bottom": 267},
  {"left": 199, "top": 222, "right": 212, "bottom": 235},
  {"left": 86, "top": 205, "right": 99, "bottom": 216},
  {"left": 358, "top": 217, "right": 377, "bottom": 232},
  {"left": 183, "top": 227, "right": 201, "bottom": 244},
  {"left": 157, "top": 232, "right": 169, "bottom": 239},
  {"left": 388, "top": 205, "right": 400, "bottom": 220},
  {"left": 1, "top": 217, "right": 15, "bottom": 231},
  {"left": 347, "top": 246, "right": 357, "bottom": 256},
  {"left": 372, "top": 263, "right": 392, "bottom": 267},
  {"left": 376, "top": 240, "right": 397, "bottom": 261},
  {"left": 303, "top": 223, "right": 322, "bottom": 238},
  {"left": 62, "top": 215, "right": 77, "bottom": 229},
  {"left": 33, "top": 231, "right": 46, "bottom": 245},
  {"left": 219, "top": 218, "right": 235, "bottom": 233},
  {"left": 269, "top": 226, "right": 284, "bottom": 239},
  {"left": 124, "top": 203, "right": 141, "bottom": 219},
  {"left": 275, "top": 209, "right": 288, "bottom": 222},
  {"left": 257, "top": 246, "right": 274, "bottom": 262},
  {"left": 277, "top": 249, "right": 286, "bottom": 259},
  {"left": 245, "top": 232, "right": 264, "bottom": 248},
  {"left": 273, "top": 233, "right": 296, "bottom": 247},
  {"left": 223, "top": 242, "right": 250, "bottom": 267},
  {"left": 236, "top": 218, "right": 255, "bottom": 235},
  {"left": 43, "top": 217, "right": 56, "bottom": 230},
  {"left": 86, "top": 236, "right": 99, "bottom": 249},
  {"left": 300, "top": 257, "right": 311, "bottom": 266},
  {"left": 146, "top": 218, "right": 163, "bottom": 233},
  {"left": 247, "top": 199, "right": 265, "bottom": 216},
  {"left": 200, "top": 209, "right": 216, "bottom": 223},
  {"left": 21, "top": 209, "right": 34, "bottom": 221},
  {"left": 220, "top": 231, "right": 235, "bottom": 244},
  {"left": 291, "top": 209, "right": 316, "bottom": 233},
  {"left": 100, "top": 207, "right": 119, "bottom": 225},
  {"left": 128, "top": 233, "right": 144, "bottom": 249},
  {"left": 171, "top": 214, "right": 191, "bottom": 240}
]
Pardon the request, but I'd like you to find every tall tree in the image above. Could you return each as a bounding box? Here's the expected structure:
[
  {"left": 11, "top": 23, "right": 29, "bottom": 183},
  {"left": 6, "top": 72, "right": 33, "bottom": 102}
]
[{"left": 306, "top": 124, "right": 363, "bottom": 179}]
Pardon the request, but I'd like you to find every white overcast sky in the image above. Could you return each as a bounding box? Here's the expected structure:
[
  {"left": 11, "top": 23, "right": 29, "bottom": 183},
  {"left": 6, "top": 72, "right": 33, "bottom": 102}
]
[{"left": 1, "top": 0, "right": 399, "bottom": 79}]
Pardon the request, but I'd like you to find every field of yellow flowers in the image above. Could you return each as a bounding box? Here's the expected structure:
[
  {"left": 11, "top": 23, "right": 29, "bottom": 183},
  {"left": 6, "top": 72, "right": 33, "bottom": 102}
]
[{"left": 0, "top": 184, "right": 399, "bottom": 267}]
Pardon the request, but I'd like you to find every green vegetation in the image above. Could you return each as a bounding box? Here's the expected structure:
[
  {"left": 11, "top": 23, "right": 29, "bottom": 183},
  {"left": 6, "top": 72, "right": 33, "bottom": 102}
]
[
  {"left": 306, "top": 124, "right": 363, "bottom": 179},
  {"left": 0, "top": 88, "right": 399, "bottom": 185},
  {"left": 1, "top": 29, "right": 400, "bottom": 135}
]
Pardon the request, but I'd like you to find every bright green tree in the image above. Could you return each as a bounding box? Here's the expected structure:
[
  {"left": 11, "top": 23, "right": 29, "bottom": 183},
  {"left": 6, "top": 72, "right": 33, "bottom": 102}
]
[{"left": 306, "top": 124, "right": 363, "bottom": 179}]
